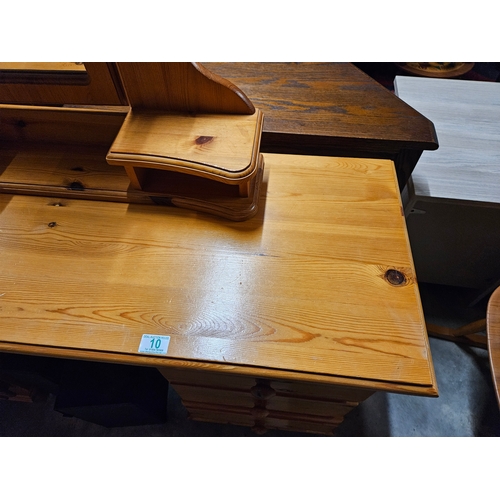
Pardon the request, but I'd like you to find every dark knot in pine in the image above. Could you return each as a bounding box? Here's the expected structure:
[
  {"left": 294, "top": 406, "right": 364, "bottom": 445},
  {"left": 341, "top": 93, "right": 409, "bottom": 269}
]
[
  {"left": 195, "top": 135, "right": 214, "bottom": 145},
  {"left": 385, "top": 269, "right": 407, "bottom": 286}
]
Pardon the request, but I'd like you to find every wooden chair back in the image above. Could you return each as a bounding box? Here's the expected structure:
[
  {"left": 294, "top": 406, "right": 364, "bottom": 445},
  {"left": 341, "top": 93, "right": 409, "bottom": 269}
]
[{"left": 487, "top": 286, "right": 500, "bottom": 407}]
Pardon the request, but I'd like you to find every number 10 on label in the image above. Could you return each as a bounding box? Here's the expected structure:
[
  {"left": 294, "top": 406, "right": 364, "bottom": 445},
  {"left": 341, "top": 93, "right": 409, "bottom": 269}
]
[{"left": 138, "top": 335, "right": 171, "bottom": 355}]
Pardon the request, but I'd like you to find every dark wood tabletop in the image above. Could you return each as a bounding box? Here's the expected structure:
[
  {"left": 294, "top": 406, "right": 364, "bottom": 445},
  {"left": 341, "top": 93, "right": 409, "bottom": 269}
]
[{"left": 205, "top": 63, "right": 439, "bottom": 190}]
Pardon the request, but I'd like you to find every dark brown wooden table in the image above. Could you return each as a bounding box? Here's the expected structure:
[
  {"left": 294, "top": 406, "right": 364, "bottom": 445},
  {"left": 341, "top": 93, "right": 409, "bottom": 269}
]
[{"left": 206, "top": 63, "right": 439, "bottom": 190}]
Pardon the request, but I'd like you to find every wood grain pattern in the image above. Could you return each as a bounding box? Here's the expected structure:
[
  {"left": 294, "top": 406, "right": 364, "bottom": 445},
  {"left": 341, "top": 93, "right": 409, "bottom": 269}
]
[
  {"left": 116, "top": 63, "right": 254, "bottom": 114},
  {"left": 487, "top": 286, "right": 500, "bottom": 407},
  {"left": 108, "top": 64, "right": 263, "bottom": 219},
  {"left": 1, "top": 63, "right": 439, "bottom": 191},
  {"left": 0, "top": 153, "right": 437, "bottom": 395},
  {"left": 0, "top": 63, "right": 87, "bottom": 71},
  {"left": 0, "top": 104, "right": 126, "bottom": 145},
  {"left": 0, "top": 63, "right": 127, "bottom": 106},
  {"left": 0, "top": 137, "right": 264, "bottom": 220},
  {"left": 185, "top": 406, "right": 342, "bottom": 435},
  {"left": 205, "top": 62, "right": 439, "bottom": 189},
  {"left": 107, "top": 110, "right": 263, "bottom": 182},
  {"left": 0, "top": 63, "right": 88, "bottom": 86},
  {"left": 105, "top": 109, "right": 265, "bottom": 220},
  {"left": 0, "top": 105, "right": 140, "bottom": 205},
  {"left": 395, "top": 76, "right": 500, "bottom": 204},
  {"left": 206, "top": 63, "right": 437, "bottom": 147}
]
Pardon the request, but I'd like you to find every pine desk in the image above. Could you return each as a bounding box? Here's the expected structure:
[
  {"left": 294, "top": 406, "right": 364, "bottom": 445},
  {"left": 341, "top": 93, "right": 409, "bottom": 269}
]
[{"left": 0, "top": 152, "right": 437, "bottom": 435}]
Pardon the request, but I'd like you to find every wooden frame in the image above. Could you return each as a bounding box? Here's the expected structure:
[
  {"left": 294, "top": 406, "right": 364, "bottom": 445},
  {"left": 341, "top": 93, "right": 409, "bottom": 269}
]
[{"left": 0, "top": 62, "right": 127, "bottom": 106}]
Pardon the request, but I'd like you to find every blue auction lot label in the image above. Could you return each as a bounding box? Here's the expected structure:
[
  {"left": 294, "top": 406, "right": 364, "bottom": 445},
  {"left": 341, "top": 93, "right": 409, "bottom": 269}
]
[{"left": 138, "top": 335, "right": 171, "bottom": 355}]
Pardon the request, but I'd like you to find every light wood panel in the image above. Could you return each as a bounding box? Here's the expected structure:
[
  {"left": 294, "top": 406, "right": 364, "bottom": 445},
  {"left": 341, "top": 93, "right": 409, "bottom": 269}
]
[
  {"left": 107, "top": 110, "right": 263, "bottom": 182},
  {"left": 116, "top": 63, "right": 254, "bottom": 114},
  {"left": 0, "top": 63, "right": 127, "bottom": 106},
  {"left": 0, "top": 63, "right": 87, "bottom": 71},
  {"left": 0, "top": 153, "right": 437, "bottom": 395},
  {"left": 395, "top": 76, "right": 500, "bottom": 205},
  {"left": 0, "top": 104, "right": 127, "bottom": 145},
  {"left": 0, "top": 106, "right": 264, "bottom": 218},
  {"left": 108, "top": 64, "right": 263, "bottom": 219},
  {"left": 105, "top": 109, "right": 265, "bottom": 220}
]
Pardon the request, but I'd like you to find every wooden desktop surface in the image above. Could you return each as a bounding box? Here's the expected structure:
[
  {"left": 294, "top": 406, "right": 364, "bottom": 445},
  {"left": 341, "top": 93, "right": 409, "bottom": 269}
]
[{"left": 0, "top": 153, "right": 437, "bottom": 396}]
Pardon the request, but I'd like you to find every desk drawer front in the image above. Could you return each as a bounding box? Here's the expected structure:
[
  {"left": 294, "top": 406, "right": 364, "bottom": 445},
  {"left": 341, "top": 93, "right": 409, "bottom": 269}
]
[
  {"left": 163, "top": 368, "right": 373, "bottom": 403},
  {"left": 167, "top": 373, "right": 370, "bottom": 435},
  {"left": 186, "top": 403, "right": 344, "bottom": 436},
  {"left": 174, "top": 384, "right": 255, "bottom": 408},
  {"left": 270, "top": 380, "right": 374, "bottom": 403},
  {"left": 160, "top": 366, "right": 375, "bottom": 435},
  {"left": 161, "top": 369, "right": 256, "bottom": 391},
  {"left": 175, "top": 383, "right": 358, "bottom": 418}
]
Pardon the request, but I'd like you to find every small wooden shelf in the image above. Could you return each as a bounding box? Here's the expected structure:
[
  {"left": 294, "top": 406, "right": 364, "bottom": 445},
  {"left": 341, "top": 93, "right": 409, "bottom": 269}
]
[
  {"left": 132, "top": 153, "right": 265, "bottom": 221},
  {"left": 106, "top": 109, "right": 264, "bottom": 220}
]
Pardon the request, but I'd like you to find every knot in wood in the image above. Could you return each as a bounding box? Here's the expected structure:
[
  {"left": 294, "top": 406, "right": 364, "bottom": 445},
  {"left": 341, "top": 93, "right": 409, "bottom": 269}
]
[
  {"left": 195, "top": 135, "right": 214, "bottom": 145},
  {"left": 385, "top": 269, "right": 406, "bottom": 286},
  {"left": 67, "top": 181, "right": 85, "bottom": 191}
]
